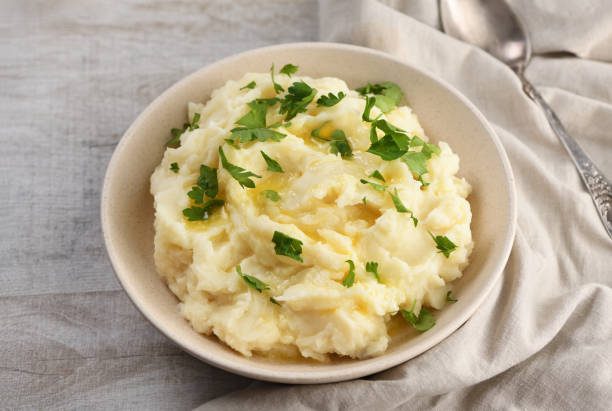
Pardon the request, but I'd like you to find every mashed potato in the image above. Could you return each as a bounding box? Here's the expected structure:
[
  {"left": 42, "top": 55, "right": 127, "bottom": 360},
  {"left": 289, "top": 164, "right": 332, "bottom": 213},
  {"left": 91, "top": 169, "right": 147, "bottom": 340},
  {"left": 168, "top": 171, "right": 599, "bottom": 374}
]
[{"left": 150, "top": 70, "right": 473, "bottom": 361}]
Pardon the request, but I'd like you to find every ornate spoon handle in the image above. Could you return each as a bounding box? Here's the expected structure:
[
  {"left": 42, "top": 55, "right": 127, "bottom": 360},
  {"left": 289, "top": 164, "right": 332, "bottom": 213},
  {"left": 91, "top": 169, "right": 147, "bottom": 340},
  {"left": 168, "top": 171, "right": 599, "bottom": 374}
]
[{"left": 518, "top": 73, "right": 612, "bottom": 240}]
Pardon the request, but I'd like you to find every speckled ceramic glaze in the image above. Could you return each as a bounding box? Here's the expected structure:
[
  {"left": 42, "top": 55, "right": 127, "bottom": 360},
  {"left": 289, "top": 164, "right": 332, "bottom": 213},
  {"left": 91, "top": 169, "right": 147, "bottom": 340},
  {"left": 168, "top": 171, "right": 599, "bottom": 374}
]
[{"left": 101, "top": 42, "right": 516, "bottom": 384}]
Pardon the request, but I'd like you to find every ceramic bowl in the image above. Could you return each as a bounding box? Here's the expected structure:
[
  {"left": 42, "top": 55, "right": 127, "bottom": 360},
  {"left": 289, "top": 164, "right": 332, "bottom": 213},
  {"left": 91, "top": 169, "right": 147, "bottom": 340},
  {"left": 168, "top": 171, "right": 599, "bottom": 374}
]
[{"left": 101, "top": 42, "right": 516, "bottom": 384}]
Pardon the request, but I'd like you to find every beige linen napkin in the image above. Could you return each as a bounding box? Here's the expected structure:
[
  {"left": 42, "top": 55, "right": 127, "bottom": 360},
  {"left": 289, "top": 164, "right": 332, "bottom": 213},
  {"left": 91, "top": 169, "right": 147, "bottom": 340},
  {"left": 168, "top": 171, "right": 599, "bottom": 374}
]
[{"left": 197, "top": 1, "right": 612, "bottom": 409}]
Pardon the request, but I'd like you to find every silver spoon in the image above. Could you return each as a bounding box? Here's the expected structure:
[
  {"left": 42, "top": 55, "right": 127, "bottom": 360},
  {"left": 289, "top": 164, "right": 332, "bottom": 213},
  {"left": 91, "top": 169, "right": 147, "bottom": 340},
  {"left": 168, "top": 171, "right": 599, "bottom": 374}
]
[{"left": 441, "top": 0, "right": 612, "bottom": 239}]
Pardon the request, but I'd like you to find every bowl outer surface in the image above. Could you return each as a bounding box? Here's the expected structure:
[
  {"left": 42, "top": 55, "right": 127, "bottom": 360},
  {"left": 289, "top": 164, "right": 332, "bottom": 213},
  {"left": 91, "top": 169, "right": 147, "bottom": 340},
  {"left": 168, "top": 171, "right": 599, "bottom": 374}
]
[{"left": 101, "top": 42, "right": 516, "bottom": 384}]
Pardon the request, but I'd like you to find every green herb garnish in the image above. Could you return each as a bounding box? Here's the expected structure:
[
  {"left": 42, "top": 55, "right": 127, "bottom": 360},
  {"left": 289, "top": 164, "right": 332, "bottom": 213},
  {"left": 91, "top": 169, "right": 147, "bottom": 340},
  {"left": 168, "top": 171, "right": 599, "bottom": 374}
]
[
  {"left": 311, "top": 121, "right": 331, "bottom": 141},
  {"left": 270, "top": 297, "right": 281, "bottom": 305},
  {"left": 182, "top": 199, "right": 225, "bottom": 221},
  {"left": 400, "top": 300, "right": 435, "bottom": 332},
  {"left": 166, "top": 113, "right": 201, "bottom": 148},
  {"left": 446, "top": 291, "right": 457, "bottom": 303},
  {"left": 272, "top": 231, "right": 303, "bottom": 262},
  {"left": 342, "top": 260, "right": 356, "bottom": 288},
  {"left": 360, "top": 179, "right": 386, "bottom": 192},
  {"left": 356, "top": 82, "right": 404, "bottom": 113},
  {"left": 389, "top": 188, "right": 418, "bottom": 226},
  {"left": 270, "top": 64, "right": 284, "bottom": 94},
  {"left": 219, "top": 146, "right": 261, "bottom": 188},
  {"left": 279, "top": 63, "right": 299, "bottom": 77},
  {"left": 410, "top": 136, "right": 441, "bottom": 159},
  {"left": 428, "top": 231, "right": 457, "bottom": 258},
  {"left": 236, "top": 265, "right": 270, "bottom": 293},
  {"left": 261, "top": 190, "right": 281, "bottom": 202},
  {"left": 329, "top": 129, "right": 352, "bottom": 158},
  {"left": 240, "top": 81, "right": 256, "bottom": 90},
  {"left": 187, "top": 164, "right": 219, "bottom": 204},
  {"left": 170, "top": 162, "right": 179, "bottom": 173},
  {"left": 365, "top": 261, "right": 382, "bottom": 283},
  {"left": 366, "top": 134, "right": 410, "bottom": 161},
  {"left": 362, "top": 96, "right": 377, "bottom": 122},
  {"left": 279, "top": 81, "right": 318, "bottom": 121},
  {"left": 260, "top": 151, "right": 284, "bottom": 173},
  {"left": 317, "top": 91, "right": 345, "bottom": 107},
  {"left": 229, "top": 100, "right": 286, "bottom": 145},
  {"left": 362, "top": 197, "right": 367, "bottom": 205},
  {"left": 369, "top": 170, "right": 385, "bottom": 182}
]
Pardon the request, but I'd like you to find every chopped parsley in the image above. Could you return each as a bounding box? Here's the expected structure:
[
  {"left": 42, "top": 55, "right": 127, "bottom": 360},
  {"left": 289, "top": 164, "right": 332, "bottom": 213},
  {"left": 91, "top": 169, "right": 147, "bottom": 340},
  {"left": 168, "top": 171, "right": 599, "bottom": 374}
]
[
  {"left": 260, "top": 151, "right": 284, "bottom": 173},
  {"left": 366, "top": 134, "right": 410, "bottom": 161},
  {"left": 369, "top": 170, "right": 385, "bottom": 182},
  {"left": 261, "top": 190, "right": 281, "bottom": 202},
  {"left": 389, "top": 188, "right": 418, "bottom": 226},
  {"left": 279, "top": 63, "right": 299, "bottom": 77},
  {"left": 360, "top": 179, "right": 386, "bottom": 192},
  {"left": 311, "top": 121, "right": 332, "bottom": 141},
  {"left": 270, "top": 64, "right": 284, "bottom": 94},
  {"left": 240, "top": 81, "right": 256, "bottom": 90},
  {"left": 229, "top": 100, "right": 286, "bottom": 145},
  {"left": 187, "top": 164, "right": 219, "bottom": 204},
  {"left": 428, "top": 231, "right": 457, "bottom": 258},
  {"left": 411, "top": 136, "right": 441, "bottom": 158},
  {"left": 342, "top": 260, "right": 356, "bottom": 288},
  {"left": 400, "top": 300, "right": 435, "bottom": 332},
  {"left": 270, "top": 297, "right": 281, "bottom": 305},
  {"left": 236, "top": 265, "right": 270, "bottom": 293},
  {"left": 317, "top": 91, "right": 345, "bottom": 107},
  {"left": 329, "top": 129, "right": 352, "bottom": 158},
  {"left": 272, "top": 231, "right": 303, "bottom": 262},
  {"left": 356, "top": 81, "right": 404, "bottom": 113},
  {"left": 170, "top": 162, "right": 179, "bottom": 173},
  {"left": 218, "top": 146, "right": 261, "bottom": 189},
  {"left": 446, "top": 290, "right": 457, "bottom": 303},
  {"left": 365, "top": 261, "right": 382, "bottom": 283},
  {"left": 279, "top": 81, "right": 318, "bottom": 121},
  {"left": 182, "top": 199, "right": 225, "bottom": 221},
  {"left": 166, "top": 113, "right": 201, "bottom": 148},
  {"left": 362, "top": 196, "right": 367, "bottom": 205},
  {"left": 362, "top": 96, "right": 377, "bottom": 122}
]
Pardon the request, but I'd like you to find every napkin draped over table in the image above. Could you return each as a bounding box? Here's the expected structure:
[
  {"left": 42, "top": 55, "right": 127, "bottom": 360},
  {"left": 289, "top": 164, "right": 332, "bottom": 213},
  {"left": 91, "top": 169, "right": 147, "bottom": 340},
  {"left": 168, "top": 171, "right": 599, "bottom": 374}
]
[{"left": 198, "top": 1, "right": 612, "bottom": 409}]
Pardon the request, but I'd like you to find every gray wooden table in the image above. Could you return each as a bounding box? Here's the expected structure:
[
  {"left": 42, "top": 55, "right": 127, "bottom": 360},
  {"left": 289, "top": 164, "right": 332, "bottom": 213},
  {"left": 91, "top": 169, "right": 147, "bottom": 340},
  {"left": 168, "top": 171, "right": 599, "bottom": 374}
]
[{"left": 1, "top": 1, "right": 317, "bottom": 409}]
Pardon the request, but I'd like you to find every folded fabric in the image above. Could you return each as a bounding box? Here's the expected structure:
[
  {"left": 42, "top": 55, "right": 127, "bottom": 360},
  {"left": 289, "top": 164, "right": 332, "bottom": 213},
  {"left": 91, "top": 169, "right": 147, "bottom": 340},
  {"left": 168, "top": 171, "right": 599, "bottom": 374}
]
[{"left": 196, "top": 1, "right": 612, "bottom": 409}]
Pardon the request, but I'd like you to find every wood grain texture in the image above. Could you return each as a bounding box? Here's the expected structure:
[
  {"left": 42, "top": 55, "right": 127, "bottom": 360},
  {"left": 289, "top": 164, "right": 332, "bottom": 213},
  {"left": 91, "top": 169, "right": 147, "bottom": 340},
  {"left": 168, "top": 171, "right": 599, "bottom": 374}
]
[{"left": 0, "top": 0, "right": 317, "bottom": 408}]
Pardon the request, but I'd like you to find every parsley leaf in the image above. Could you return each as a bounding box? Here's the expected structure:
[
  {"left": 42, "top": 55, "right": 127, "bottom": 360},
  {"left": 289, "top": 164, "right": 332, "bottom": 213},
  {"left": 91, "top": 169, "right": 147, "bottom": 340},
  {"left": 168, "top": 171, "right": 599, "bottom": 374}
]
[
  {"left": 362, "top": 96, "right": 377, "bottom": 122},
  {"left": 357, "top": 82, "right": 404, "bottom": 113},
  {"left": 369, "top": 170, "right": 385, "bottom": 182},
  {"left": 362, "top": 196, "right": 367, "bottom": 205},
  {"left": 236, "top": 100, "right": 267, "bottom": 128},
  {"left": 446, "top": 290, "right": 457, "bottom": 303},
  {"left": 410, "top": 136, "right": 440, "bottom": 159},
  {"left": 196, "top": 164, "right": 219, "bottom": 198},
  {"left": 240, "top": 81, "right": 256, "bottom": 90},
  {"left": 170, "top": 162, "right": 179, "bottom": 173},
  {"left": 229, "top": 100, "right": 286, "bottom": 144},
  {"left": 400, "top": 300, "right": 435, "bottom": 332},
  {"left": 360, "top": 179, "right": 386, "bottom": 192},
  {"left": 219, "top": 146, "right": 261, "bottom": 188},
  {"left": 270, "top": 297, "right": 281, "bottom": 305},
  {"left": 182, "top": 199, "right": 225, "bottom": 221},
  {"left": 260, "top": 151, "right": 284, "bottom": 173},
  {"left": 236, "top": 265, "right": 270, "bottom": 293},
  {"left": 272, "top": 231, "right": 303, "bottom": 262},
  {"left": 279, "top": 63, "right": 299, "bottom": 77},
  {"left": 389, "top": 188, "right": 418, "bottom": 226},
  {"left": 428, "top": 231, "right": 457, "bottom": 258},
  {"left": 367, "top": 134, "right": 408, "bottom": 161},
  {"left": 255, "top": 97, "right": 280, "bottom": 106},
  {"left": 329, "top": 129, "right": 352, "bottom": 158},
  {"left": 342, "top": 260, "right": 356, "bottom": 288},
  {"left": 166, "top": 113, "right": 200, "bottom": 148},
  {"left": 402, "top": 151, "right": 428, "bottom": 176},
  {"left": 261, "top": 190, "right": 281, "bottom": 202},
  {"left": 317, "top": 91, "right": 345, "bottom": 107},
  {"left": 365, "top": 261, "right": 382, "bottom": 283},
  {"left": 279, "top": 81, "right": 318, "bottom": 121},
  {"left": 311, "top": 121, "right": 331, "bottom": 141},
  {"left": 270, "top": 64, "right": 284, "bottom": 94},
  {"left": 187, "top": 164, "right": 219, "bottom": 204}
]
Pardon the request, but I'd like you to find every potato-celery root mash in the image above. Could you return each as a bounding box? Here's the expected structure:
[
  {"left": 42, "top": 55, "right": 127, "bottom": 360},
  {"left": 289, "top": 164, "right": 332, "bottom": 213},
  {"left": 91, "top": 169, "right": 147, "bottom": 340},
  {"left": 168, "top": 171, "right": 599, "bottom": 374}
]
[{"left": 150, "top": 64, "right": 473, "bottom": 361}]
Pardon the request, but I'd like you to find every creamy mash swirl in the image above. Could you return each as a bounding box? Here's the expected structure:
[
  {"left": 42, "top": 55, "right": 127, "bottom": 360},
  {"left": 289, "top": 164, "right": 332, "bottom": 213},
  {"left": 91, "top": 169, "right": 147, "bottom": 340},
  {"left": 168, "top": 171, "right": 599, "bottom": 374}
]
[{"left": 150, "top": 70, "right": 473, "bottom": 361}]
